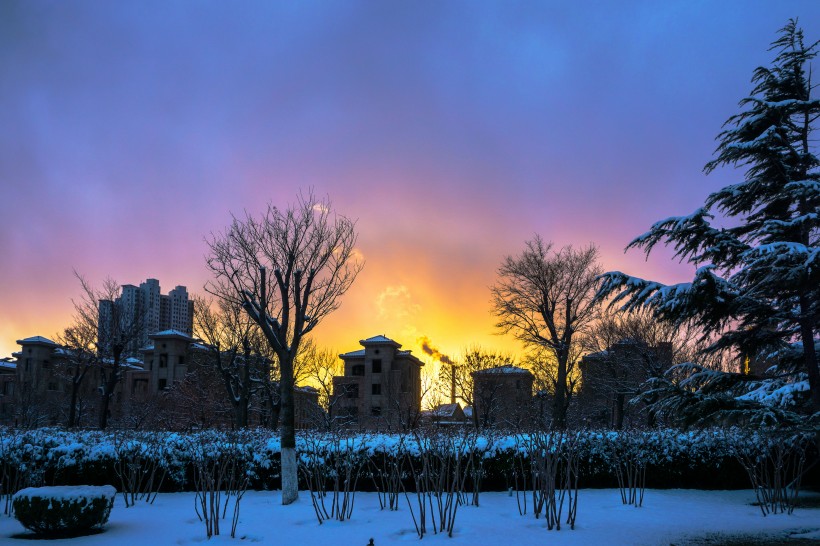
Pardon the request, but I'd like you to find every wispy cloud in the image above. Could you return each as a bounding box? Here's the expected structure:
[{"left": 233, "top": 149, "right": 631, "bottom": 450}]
[{"left": 375, "top": 285, "right": 420, "bottom": 321}]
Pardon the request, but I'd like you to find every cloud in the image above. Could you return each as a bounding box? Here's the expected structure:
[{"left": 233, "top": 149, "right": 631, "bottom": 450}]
[{"left": 375, "top": 285, "right": 420, "bottom": 321}]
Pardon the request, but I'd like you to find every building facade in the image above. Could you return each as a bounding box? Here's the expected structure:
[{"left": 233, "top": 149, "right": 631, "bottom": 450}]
[
  {"left": 7, "top": 331, "right": 320, "bottom": 430},
  {"left": 578, "top": 340, "right": 673, "bottom": 428},
  {"left": 472, "top": 365, "right": 534, "bottom": 429},
  {"left": 332, "top": 335, "right": 423, "bottom": 430}
]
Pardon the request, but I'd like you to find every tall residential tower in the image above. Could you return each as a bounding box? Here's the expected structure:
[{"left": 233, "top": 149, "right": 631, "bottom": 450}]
[{"left": 98, "top": 279, "right": 193, "bottom": 355}]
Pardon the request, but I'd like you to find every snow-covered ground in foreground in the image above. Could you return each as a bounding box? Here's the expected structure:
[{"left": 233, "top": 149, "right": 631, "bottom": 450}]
[{"left": 1, "top": 489, "right": 818, "bottom": 545}]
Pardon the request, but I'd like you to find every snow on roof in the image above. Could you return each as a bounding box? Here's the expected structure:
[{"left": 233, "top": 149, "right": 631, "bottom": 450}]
[
  {"left": 340, "top": 349, "right": 366, "bottom": 358},
  {"left": 432, "top": 403, "right": 461, "bottom": 417},
  {"left": 17, "top": 336, "right": 58, "bottom": 346},
  {"left": 474, "top": 365, "right": 532, "bottom": 375},
  {"left": 190, "top": 342, "right": 211, "bottom": 351},
  {"left": 151, "top": 329, "right": 194, "bottom": 340},
  {"left": 0, "top": 360, "right": 16, "bottom": 371},
  {"left": 360, "top": 335, "right": 400, "bottom": 346},
  {"left": 584, "top": 350, "right": 609, "bottom": 359}
]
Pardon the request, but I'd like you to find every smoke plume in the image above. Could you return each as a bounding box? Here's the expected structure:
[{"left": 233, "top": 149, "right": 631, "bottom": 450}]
[{"left": 418, "top": 336, "right": 455, "bottom": 366}]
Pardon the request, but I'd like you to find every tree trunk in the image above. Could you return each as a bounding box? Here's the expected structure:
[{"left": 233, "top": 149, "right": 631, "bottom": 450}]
[
  {"left": 68, "top": 364, "right": 89, "bottom": 428},
  {"left": 552, "top": 356, "right": 568, "bottom": 430},
  {"left": 68, "top": 374, "right": 80, "bottom": 428},
  {"left": 99, "top": 350, "right": 121, "bottom": 430},
  {"left": 613, "top": 393, "right": 625, "bottom": 430},
  {"left": 798, "top": 294, "right": 820, "bottom": 414},
  {"left": 238, "top": 354, "right": 250, "bottom": 428},
  {"left": 279, "top": 352, "right": 298, "bottom": 505}
]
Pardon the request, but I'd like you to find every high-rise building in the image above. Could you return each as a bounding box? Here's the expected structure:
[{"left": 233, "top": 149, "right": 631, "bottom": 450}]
[{"left": 98, "top": 279, "right": 193, "bottom": 355}]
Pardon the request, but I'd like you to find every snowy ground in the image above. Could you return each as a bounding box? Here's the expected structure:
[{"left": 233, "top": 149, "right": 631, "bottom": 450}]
[{"left": 2, "top": 489, "right": 819, "bottom": 545}]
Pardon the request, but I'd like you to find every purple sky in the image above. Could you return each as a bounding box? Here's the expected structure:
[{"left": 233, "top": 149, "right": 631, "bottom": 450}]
[{"left": 2, "top": 1, "right": 818, "bottom": 361}]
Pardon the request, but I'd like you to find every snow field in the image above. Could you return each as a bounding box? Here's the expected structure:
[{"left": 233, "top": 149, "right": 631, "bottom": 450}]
[{"left": 2, "top": 489, "right": 818, "bottom": 545}]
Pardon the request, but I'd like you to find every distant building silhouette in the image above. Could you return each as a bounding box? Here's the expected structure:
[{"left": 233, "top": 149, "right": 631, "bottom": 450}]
[
  {"left": 472, "top": 365, "right": 534, "bottom": 428},
  {"left": 98, "top": 279, "right": 193, "bottom": 356},
  {"left": 7, "top": 331, "right": 320, "bottom": 429},
  {"left": 578, "top": 339, "right": 673, "bottom": 428}
]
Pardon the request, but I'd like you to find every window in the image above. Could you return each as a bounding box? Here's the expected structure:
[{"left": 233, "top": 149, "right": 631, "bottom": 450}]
[
  {"left": 178, "top": 356, "right": 185, "bottom": 366},
  {"left": 158, "top": 378, "right": 167, "bottom": 390},
  {"left": 371, "top": 359, "right": 382, "bottom": 373},
  {"left": 47, "top": 381, "right": 58, "bottom": 391},
  {"left": 352, "top": 364, "right": 364, "bottom": 377},
  {"left": 42, "top": 359, "right": 50, "bottom": 369},
  {"left": 371, "top": 406, "right": 381, "bottom": 416},
  {"left": 345, "top": 384, "right": 359, "bottom": 399},
  {"left": 516, "top": 380, "right": 521, "bottom": 389},
  {"left": 159, "top": 354, "right": 168, "bottom": 368},
  {"left": 372, "top": 383, "right": 381, "bottom": 395}
]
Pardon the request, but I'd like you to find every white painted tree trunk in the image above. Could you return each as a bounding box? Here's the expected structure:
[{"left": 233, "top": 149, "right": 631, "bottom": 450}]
[{"left": 281, "top": 447, "right": 299, "bottom": 505}]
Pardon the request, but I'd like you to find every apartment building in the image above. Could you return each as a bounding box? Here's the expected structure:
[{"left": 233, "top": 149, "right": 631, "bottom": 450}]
[
  {"left": 332, "top": 335, "right": 423, "bottom": 430},
  {"left": 472, "top": 365, "right": 534, "bottom": 428},
  {"left": 98, "top": 279, "right": 193, "bottom": 356},
  {"left": 8, "top": 331, "right": 320, "bottom": 429}
]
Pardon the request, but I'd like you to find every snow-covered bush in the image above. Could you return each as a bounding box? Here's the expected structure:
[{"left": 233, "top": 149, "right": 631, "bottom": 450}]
[
  {"left": 0, "top": 427, "right": 813, "bottom": 494},
  {"left": 187, "top": 430, "right": 254, "bottom": 539},
  {"left": 299, "top": 431, "right": 368, "bottom": 524},
  {"left": 732, "top": 432, "right": 808, "bottom": 516},
  {"left": 12, "top": 485, "right": 115, "bottom": 536}
]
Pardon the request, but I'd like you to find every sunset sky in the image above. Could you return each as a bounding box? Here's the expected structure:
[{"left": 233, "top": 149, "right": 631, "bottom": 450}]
[{"left": 2, "top": 1, "right": 819, "bottom": 368}]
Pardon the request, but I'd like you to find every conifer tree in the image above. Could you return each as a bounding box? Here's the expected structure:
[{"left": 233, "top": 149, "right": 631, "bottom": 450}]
[{"left": 598, "top": 20, "right": 819, "bottom": 423}]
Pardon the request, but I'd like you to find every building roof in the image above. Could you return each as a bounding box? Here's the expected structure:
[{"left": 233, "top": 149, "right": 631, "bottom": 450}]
[
  {"left": 16, "top": 335, "right": 59, "bottom": 347},
  {"left": 431, "top": 403, "right": 462, "bottom": 418},
  {"left": 150, "top": 329, "right": 194, "bottom": 341},
  {"left": 339, "top": 335, "right": 424, "bottom": 365},
  {"left": 473, "top": 365, "right": 532, "bottom": 376},
  {"left": 0, "top": 359, "right": 16, "bottom": 371},
  {"left": 360, "top": 335, "right": 401, "bottom": 347},
  {"left": 584, "top": 349, "right": 610, "bottom": 359}
]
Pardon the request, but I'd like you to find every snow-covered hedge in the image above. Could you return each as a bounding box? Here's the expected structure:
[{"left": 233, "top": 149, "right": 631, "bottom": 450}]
[
  {"left": 0, "top": 427, "right": 814, "bottom": 493},
  {"left": 12, "top": 485, "right": 116, "bottom": 535}
]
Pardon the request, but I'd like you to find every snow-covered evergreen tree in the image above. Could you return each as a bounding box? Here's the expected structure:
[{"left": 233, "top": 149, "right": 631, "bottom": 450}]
[{"left": 598, "top": 20, "right": 819, "bottom": 425}]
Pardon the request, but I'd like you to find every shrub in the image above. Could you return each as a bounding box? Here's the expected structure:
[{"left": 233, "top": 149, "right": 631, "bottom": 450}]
[{"left": 12, "top": 485, "right": 116, "bottom": 536}]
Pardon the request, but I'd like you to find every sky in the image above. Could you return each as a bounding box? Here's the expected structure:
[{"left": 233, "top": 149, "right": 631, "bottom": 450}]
[{"left": 2, "top": 1, "right": 819, "bottom": 367}]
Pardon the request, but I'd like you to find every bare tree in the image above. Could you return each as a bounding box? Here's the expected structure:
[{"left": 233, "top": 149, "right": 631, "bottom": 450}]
[
  {"left": 72, "top": 273, "right": 145, "bottom": 430},
  {"left": 55, "top": 325, "right": 97, "bottom": 428},
  {"left": 298, "top": 340, "right": 342, "bottom": 414},
  {"left": 193, "top": 296, "right": 275, "bottom": 428},
  {"left": 491, "top": 238, "right": 602, "bottom": 429},
  {"left": 161, "top": 362, "right": 235, "bottom": 430},
  {"left": 205, "top": 191, "right": 362, "bottom": 505}
]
